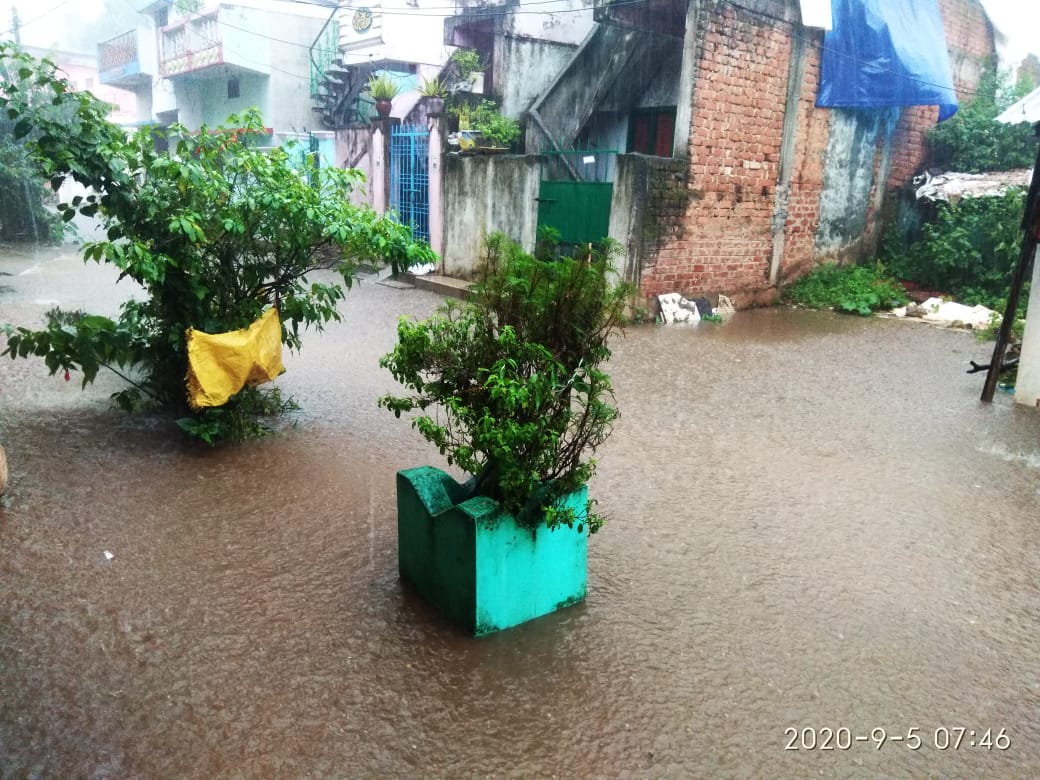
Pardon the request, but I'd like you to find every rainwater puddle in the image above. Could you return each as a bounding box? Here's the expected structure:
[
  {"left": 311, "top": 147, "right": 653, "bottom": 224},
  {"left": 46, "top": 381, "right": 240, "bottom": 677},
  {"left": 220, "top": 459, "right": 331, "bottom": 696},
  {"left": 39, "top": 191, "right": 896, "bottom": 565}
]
[{"left": 1, "top": 249, "right": 1039, "bottom": 777}]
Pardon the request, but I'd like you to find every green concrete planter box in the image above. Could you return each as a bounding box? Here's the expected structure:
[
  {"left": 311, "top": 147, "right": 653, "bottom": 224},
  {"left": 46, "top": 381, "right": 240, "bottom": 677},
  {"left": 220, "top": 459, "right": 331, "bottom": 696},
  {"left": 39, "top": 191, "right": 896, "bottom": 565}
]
[{"left": 396, "top": 466, "right": 588, "bottom": 636}]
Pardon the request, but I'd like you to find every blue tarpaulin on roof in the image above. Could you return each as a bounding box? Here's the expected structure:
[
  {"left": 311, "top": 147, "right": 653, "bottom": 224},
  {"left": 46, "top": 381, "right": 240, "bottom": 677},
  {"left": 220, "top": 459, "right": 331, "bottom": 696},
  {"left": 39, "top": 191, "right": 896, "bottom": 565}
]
[{"left": 816, "top": 0, "right": 958, "bottom": 121}]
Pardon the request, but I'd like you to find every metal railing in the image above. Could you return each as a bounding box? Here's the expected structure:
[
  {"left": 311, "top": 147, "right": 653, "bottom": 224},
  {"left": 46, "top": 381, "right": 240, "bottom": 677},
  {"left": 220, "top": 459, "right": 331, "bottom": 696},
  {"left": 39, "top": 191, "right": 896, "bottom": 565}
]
[
  {"left": 540, "top": 148, "right": 619, "bottom": 183},
  {"left": 309, "top": 14, "right": 340, "bottom": 98},
  {"left": 98, "top": 29, "right": 137, "bottom": 73}
]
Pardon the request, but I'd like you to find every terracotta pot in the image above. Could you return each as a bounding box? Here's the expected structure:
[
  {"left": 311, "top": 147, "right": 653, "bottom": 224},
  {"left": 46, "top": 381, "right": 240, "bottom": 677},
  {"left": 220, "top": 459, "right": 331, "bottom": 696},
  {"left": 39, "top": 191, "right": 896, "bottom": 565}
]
[{"left": 375, "top": 98, "right": 392, "bottom": 118}]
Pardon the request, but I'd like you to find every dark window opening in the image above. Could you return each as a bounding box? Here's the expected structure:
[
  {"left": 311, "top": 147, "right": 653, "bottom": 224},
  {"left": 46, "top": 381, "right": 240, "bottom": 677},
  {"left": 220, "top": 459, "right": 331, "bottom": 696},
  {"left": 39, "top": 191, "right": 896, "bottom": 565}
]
[
  {"left": 628, "top": 107, "right": 677, "bottom": 157},
  {"left": 156, "top": 7, "right": 168, "bottom": 27},
  {"left": 227, "top": 77, "right": 240, "bottom": 99}
]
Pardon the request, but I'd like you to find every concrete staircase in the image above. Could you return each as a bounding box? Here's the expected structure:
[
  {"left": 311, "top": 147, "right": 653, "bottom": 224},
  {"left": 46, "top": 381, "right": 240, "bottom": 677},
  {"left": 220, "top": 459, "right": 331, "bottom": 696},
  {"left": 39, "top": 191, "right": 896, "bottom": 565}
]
[
  {"left": 527, "top": 23, "right": 658, "bottom": 164},
  {"left": 313, "top": 59, "right": 378, "bottom": 129}
]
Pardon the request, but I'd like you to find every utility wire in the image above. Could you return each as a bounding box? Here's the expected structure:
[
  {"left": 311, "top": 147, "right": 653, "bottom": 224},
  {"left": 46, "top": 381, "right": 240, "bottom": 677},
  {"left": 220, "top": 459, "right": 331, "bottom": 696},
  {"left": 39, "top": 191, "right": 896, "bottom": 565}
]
[
  {"left": 269, "top": 0, "right": 655, "bottom": 18},
  {"left": 0, "top": 0, "right": 75, "bottom": 39},
  {"left": 19, "top": 0, "right": 1002, "bottom": 110},
  {"left": 718, "top": 0, "right": 990, "bottom": 102},
  {"left": 273, "top": 0, "right": 999, "bottom": 103}
]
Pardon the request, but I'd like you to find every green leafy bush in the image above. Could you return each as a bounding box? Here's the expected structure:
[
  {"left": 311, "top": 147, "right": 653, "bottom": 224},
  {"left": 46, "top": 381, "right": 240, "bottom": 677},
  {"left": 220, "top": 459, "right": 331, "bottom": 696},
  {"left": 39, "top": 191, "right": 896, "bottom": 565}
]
[
  {"left": 0, "top": 43, "right": 434, "bottom": 442},
  {"left": 782, "top": 263, "right": 908, "bottom": 316},
  {"left": 880, "top": 190, "right": 1026, "bottom": 311},
  {"left": 379, "top": 233, "right": 630, "bottom": 533},
  {"left": 928, "top": 68, "right": 1036, "bottom": 173},
  {"left": 469, "top": 100, "right": 520, "bottom": 147},
  {"left": 449, "top": 48, "right": 485, "bottom": 81}
]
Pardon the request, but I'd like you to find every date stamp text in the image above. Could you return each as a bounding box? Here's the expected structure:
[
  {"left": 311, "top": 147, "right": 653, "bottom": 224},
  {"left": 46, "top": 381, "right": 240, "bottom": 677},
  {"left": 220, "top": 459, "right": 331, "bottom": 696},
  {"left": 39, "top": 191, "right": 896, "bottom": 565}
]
[{"left": 784, "top": 726, "right": 1011, "bottom": 751}]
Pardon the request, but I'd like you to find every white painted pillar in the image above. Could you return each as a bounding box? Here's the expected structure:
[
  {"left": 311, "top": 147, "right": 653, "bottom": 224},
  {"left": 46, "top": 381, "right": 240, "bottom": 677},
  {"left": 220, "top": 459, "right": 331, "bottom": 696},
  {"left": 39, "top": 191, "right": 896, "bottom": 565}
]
[
  {"left": 1014, "top": 245, "right": 1040, "bottom": 409},
  {"left": 428, "top": 113, "right": 444, "bottom": 263},
  {"left": 370, "top": 121, "right": 388, "bottom": 216}
]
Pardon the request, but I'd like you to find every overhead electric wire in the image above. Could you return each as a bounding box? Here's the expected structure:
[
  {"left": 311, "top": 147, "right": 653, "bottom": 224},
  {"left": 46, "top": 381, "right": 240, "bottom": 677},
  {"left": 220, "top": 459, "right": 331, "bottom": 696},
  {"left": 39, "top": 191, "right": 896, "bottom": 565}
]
[
  {"left": 270, "top": 0, "right": 658, "bottom": 18},
  {"left": 719, "top": 0, "right": 989, "bottom": 102},
  {"left": 9, "top": 0, "right": 997, "bottom": 108},
  {"left": 0, "top": 0, "right": 75, "bottom": 39},
  {"left": 263, "top": 0, "right": 996, "bottom": 102}
]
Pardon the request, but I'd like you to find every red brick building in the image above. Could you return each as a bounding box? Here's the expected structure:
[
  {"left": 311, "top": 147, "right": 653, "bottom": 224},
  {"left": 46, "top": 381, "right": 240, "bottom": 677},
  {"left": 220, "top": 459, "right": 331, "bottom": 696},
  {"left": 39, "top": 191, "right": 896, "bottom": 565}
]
[
  {"left": 438, "top": 0, "right": 997, "bottom": 304},
  {"left": 623, "top": 0, "right": 995, "bottom": 306}
]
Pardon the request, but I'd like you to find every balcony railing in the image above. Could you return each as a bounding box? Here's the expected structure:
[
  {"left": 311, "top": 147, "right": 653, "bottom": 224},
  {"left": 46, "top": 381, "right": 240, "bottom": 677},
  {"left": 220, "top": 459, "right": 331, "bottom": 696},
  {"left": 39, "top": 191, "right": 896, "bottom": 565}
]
[
  {"left": 161, "top": 10, "right": 224, "bottom": 77},
  {"left": 98, "top": 29, "right": 144, "bottom": 85}
]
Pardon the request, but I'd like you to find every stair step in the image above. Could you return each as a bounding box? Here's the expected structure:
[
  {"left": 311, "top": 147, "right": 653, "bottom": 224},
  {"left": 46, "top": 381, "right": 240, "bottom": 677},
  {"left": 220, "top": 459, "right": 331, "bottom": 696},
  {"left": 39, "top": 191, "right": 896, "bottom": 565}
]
[{"left": 406, "top": 272, "right": 473, "bottom": 300}]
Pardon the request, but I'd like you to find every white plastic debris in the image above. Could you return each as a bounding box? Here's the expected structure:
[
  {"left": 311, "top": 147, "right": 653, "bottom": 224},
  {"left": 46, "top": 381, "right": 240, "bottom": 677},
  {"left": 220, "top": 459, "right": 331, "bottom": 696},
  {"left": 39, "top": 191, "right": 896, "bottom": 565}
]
[
  {"left": 913, "top": 169, "right": 1030, "bottom": 203},
  {"left": 657, "top": 293, "right": 700, "bottom": 324},
  {"left": 891, "top": 296, "right": 996, "bottom": 329},
  {"left": 103, "top": 550, "right": 114, "bottom": 561},
  {"left": 716, "top": 294, "right": 736, "bottom": 317}
]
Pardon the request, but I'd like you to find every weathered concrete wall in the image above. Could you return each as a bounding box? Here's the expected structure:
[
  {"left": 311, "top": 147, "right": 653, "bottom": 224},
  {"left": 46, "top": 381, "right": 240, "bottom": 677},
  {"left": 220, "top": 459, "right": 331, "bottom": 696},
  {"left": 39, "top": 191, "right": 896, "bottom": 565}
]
[
  {"left": 815, "top": 109, "right": 896, "bottom": 261},
  {"left": 336, "top": 126, "right": 373, "bottom": 209},
  {"left": 539, "top": 28, "right": 680, "bottom": 151},
  {"left": 497, "top": 35, "right": 579, "bottom": 118},
  {"left": 501, "top": 0, "right": 594, "bottom": 46},
  {"left": 441, "top": 154, "right": 541, "bottom": 278}
]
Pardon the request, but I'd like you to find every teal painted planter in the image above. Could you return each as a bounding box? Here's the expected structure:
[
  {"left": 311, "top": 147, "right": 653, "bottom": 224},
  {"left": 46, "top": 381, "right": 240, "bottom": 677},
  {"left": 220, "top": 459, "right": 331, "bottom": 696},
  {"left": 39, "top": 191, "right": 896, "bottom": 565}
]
[{"left": 396, "top": 466, "right": 588, "bottom": 636}]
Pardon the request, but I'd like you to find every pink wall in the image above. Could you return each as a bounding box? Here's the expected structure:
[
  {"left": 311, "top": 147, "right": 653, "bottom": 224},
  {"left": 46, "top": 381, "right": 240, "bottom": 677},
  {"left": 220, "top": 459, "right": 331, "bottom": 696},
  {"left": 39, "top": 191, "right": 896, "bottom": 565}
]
[{"left": 58, "top": 61, "right": 136, "bottom": 125}]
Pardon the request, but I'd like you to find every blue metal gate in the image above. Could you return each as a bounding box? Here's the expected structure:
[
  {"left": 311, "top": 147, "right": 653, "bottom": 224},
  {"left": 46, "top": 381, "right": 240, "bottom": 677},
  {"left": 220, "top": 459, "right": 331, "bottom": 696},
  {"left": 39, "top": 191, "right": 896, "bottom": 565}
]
[{"left": 389, "top": 124, "right": 430, "bottom": 242}]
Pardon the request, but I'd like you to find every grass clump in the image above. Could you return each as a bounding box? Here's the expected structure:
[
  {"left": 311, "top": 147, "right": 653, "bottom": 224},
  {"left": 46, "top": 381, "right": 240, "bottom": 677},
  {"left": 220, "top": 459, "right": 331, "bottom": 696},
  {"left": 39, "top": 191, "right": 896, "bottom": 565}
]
[{"left": 782, "top": 263, "right": 908, "bottom": 316}]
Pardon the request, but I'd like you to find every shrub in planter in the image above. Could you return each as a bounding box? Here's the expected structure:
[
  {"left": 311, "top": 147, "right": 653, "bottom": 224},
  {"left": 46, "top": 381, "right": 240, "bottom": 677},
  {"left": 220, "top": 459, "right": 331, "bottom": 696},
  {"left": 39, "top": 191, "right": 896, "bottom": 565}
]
[{"left": 380, "top": 233, "right": 630, "bottom": 633}]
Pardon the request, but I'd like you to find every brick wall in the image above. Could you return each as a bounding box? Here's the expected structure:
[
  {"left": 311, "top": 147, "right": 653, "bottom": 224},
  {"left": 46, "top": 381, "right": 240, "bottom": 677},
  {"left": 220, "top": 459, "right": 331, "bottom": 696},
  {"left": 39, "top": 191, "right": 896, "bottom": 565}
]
[
  {"left": 631, "top": 157, "right": 690, "bottom": 292},
  {"left": 642, "top": 1, "right": 792, "bottom": 302},
  {"left": 886, "top": 0, "right": 992, "bottom": 190},
  {"left": 639, "top": 0, "right": 994, "bottom": 306},
  {"left": 779, "top": 33, "right": 827, "bottom": 281}
]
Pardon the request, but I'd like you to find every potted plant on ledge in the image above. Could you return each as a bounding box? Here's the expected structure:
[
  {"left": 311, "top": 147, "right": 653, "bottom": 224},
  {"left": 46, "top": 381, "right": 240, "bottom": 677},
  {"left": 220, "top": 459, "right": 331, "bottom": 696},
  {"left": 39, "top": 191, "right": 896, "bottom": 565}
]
[
  {"left": 379, "top": 232, "right": 630, "bottom": 635},
  {"left": 469, "top": 99, "right": 520, "bottom": 152},
  {"left": 418, "top": 76, "right": 447, "bottom": 116},
  {"left": 366, "top": 73, "right": 400, "bottom": 119}
]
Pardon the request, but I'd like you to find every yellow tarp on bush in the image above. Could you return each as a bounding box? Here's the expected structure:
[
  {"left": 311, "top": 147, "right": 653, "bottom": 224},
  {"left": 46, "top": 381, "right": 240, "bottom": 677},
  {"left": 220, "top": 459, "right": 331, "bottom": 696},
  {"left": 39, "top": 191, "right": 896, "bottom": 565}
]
[{"left": 186, "top": 308, "right": 285, "bottom": 409}]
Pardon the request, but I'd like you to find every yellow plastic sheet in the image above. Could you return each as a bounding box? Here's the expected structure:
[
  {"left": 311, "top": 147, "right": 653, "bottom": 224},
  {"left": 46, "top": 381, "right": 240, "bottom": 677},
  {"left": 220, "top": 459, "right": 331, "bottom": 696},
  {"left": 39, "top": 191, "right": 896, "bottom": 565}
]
[{"left": 185, "top": 308, "right": 285, "bottom": 409}]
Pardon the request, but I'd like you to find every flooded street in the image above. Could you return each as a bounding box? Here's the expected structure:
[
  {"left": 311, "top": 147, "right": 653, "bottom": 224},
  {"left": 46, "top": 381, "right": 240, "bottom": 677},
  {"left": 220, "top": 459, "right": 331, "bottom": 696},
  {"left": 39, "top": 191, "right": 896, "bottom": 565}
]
[{"left": 2, "top": 247, "right": 1039, "bottom": 777}]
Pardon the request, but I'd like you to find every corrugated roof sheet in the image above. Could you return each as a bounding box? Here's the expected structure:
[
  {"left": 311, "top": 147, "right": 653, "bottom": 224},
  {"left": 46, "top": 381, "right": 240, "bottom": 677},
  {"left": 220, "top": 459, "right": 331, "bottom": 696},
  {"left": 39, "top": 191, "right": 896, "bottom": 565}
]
[
  {"left": 913, "top": 169, "right": 1031, "bottom": 201},
  {"left": 995, "top": 86, "right": 1040, "bottom": 124}
]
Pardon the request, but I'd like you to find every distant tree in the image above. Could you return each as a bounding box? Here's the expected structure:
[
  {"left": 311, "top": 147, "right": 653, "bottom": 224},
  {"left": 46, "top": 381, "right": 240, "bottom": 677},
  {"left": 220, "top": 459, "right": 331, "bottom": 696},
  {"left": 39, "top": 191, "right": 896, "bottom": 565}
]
[
  {"left": 928, "top": 66, "right": 1037, "bottom": 173},
  {"left": 23, "top": 1, "right": 140, "bottom": 55},
  {"left": 1016, "top": 54, "right": 1040, "bottom": 92}
]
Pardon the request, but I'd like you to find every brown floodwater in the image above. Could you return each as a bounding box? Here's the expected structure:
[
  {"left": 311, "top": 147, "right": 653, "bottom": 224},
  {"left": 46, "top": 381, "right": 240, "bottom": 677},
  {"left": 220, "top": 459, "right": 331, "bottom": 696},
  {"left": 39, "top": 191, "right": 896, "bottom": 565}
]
[{"left": 2, "top": 246, "right": 1039, "bottom": 777}]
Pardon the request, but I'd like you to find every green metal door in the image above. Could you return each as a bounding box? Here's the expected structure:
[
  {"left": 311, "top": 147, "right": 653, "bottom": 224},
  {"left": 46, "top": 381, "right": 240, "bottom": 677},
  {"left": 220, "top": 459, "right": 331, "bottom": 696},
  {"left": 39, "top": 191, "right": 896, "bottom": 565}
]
[
  {"left": 536, "top": 181, "right": 614, "bottom": 246},
  {"left": 536, "top": 150, "right": 617, "bottom": 246}
]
